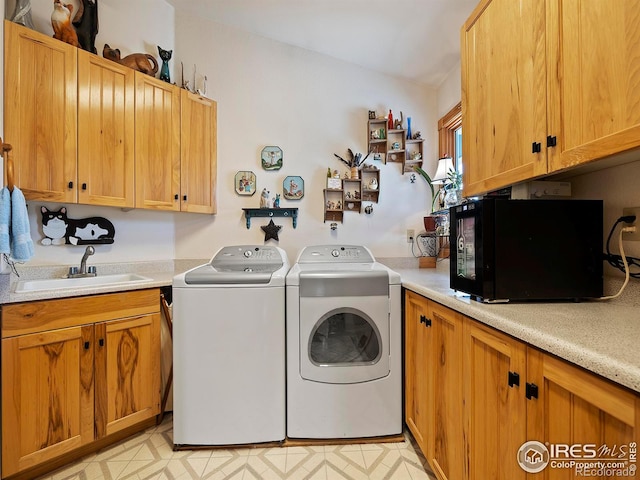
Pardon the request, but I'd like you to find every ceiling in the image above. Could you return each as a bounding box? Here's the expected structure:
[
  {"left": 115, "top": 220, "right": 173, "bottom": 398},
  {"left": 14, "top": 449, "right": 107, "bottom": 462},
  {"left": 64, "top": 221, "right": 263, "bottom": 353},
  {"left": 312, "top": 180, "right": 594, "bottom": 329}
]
[{"left": 165, "top": 0, "right": 478, "bottom": 88}]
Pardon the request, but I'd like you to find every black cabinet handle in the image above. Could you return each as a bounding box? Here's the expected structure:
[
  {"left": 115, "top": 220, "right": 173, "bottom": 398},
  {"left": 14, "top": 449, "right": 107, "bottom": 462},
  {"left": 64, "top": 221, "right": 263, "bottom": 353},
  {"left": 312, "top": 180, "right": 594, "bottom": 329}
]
[
  {"left": 82, "top": 183, "right": 87, "bottom": 190},
  {"left": 508, "top": 371, "right": 520, "bottom": 387},
  {"left": 532, "top": 142, "right": 542, "bottom": 153},
  {"left": 424, "top": 317, "right": 432, "bottom": 327},
  {"left": 99, "top": 338, "right": 104, "bottom": 347},
  {"left": 183, "top": 195, "right": 187, "bottom": 201},
  {"left": 174, "top": 194, "right": 179, "bottom": 200},
  {"left": 84, "top": 341, "right": 90, "bottom": 350},
  {"left": 546, "top": 135, "right": 557, "bottom": 147},
  {"left": 526, "top": 382, "right": 539, "bottom": 400},
  {"left": 68, "top": 181, "right": 74, "bottom": 189},
  {"left": 419, "top": 315, "right": 426, "bottom": 325}
]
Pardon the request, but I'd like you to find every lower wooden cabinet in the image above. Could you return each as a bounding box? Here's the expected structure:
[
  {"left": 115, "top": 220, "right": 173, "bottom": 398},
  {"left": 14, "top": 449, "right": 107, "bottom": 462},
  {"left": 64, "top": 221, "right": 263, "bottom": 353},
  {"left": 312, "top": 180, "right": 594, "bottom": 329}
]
[
  {"left": 405, "top": 291, "right": 464, "bottom": 480},
  {"left": 1, "top": 289, "right": 161, "bottom": 479},
  {"left": 404, "top": 290, "right": 640, "bottom": 480}
]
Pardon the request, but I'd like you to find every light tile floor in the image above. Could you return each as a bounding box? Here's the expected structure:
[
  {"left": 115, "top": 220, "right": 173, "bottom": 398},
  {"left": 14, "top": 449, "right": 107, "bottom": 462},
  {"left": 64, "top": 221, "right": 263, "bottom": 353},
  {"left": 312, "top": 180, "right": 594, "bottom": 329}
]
[{"left": 38, "top": 415, "right": 437, "bottom": 480}]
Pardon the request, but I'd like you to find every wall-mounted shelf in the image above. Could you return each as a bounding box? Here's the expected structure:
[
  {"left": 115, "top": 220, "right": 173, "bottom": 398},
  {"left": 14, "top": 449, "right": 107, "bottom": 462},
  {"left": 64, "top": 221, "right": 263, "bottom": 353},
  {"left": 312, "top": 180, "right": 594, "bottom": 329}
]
[{"left": 242, "top": 208, "right": 298, "bottom": 229}]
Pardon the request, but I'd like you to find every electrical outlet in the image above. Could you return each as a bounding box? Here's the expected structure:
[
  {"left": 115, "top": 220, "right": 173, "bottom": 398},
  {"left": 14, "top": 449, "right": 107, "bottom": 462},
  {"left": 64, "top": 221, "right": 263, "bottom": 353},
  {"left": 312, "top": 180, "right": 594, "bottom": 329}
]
[
  {"left": 407, "top": 229, "right": 415, "bottom": 243},
  {"left": 622, "top": 207, "right": 639, "bottom": 241}
]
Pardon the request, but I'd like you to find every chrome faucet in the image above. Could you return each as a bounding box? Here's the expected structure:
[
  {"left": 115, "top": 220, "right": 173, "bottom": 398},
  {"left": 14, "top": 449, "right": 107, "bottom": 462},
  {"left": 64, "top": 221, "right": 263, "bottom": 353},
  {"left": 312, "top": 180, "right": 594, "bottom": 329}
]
[{"left": 67, "top": 246, "right": 97, "bottom": 278}]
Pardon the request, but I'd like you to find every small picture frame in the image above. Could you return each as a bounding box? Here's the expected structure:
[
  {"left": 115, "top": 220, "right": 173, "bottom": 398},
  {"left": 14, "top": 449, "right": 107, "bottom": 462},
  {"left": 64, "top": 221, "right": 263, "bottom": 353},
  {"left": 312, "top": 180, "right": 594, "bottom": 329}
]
[
  {"left": 235, "top": 171, "right": 256, "bottom": 195},
  {"left": 283, "top": 176, "right": 304, "bottom": 200},
  {"left": 261, "top": 146, "right": 283, "bottom": 170},
  {"left": 368, "top": 110, "right": 376, "bottom": 120},
  {"left": 327, "top": 178, "right": 342, "bottom": 189}
]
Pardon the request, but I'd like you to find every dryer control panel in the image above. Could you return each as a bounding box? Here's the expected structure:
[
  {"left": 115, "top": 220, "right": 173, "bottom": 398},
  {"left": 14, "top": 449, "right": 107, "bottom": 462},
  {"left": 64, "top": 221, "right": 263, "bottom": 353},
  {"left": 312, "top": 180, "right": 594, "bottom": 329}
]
[{"left": 297, "top": 245, "right": 375, "bottom": 264}]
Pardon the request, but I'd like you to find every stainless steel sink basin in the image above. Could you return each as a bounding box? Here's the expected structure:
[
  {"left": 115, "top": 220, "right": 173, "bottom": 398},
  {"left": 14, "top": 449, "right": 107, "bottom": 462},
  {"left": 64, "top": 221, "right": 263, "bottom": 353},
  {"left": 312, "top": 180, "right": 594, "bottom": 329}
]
[{"left": 15, "top": 273, "right": 154, "bottom": 293}]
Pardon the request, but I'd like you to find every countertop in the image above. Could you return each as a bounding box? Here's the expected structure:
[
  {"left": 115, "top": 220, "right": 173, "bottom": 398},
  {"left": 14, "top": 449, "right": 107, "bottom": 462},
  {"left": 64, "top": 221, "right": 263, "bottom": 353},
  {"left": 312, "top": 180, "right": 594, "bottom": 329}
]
[
  {"left": 2, "top": 258, "right": 639, "bottom": 393},
  {"left": 392, "top": 259, "right": 640, "bottom": 394}
]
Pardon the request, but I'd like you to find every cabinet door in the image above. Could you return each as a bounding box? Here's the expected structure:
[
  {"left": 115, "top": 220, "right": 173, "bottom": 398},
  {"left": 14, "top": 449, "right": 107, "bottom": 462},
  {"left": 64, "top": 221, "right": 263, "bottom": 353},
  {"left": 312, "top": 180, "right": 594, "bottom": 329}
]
[
  {"left": 134, "top": 72, "right": 181, "bottom": 211},
  {"left": 77, "top": 50, "right": 135, "bottom": 208},
  {"left": 180, "top": 90, "right": 217, "bottom": 214},
  {"left": 463, "top": 319, "right": 527, "bottom": 480},
  {"left": 4, "top": 20, "right": 77, "bottom": 202},
  {"left": 94, "top": 314, "right": 161, "bottom": 438},
  {"left": 1, "top": 326, "right": 94, "bottom": 478},
  {"left": 426, "top": 302, "right": 464, "bottom": 480},
  {"left": 461, "top": 0, "right": 547, "bottom": 197},
  {"left": 527, "top": 349, "right": 640, "bottom": 479},
  {"left": 547, "top": 0, "right": 640, "bottom": 173},
  {"left": 404, "top": 291, "right": 430, "bottom": 453}
]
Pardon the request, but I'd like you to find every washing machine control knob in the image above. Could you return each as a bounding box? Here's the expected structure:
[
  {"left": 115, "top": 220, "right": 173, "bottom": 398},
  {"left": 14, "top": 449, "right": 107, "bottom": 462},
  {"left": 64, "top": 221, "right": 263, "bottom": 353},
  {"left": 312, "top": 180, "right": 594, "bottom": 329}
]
[
  {"left": 331, "top": 249, "right": 340, "bottom": 257},
  {"left": 243, "top": 250, "right": 253, "bottom": 258}
]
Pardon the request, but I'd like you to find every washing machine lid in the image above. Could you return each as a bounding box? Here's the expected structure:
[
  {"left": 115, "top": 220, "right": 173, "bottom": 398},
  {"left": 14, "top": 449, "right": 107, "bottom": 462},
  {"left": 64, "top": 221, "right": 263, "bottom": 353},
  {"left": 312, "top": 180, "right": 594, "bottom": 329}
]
[{"left": 184, "top": 245, "right": 286, "bottom": 285}]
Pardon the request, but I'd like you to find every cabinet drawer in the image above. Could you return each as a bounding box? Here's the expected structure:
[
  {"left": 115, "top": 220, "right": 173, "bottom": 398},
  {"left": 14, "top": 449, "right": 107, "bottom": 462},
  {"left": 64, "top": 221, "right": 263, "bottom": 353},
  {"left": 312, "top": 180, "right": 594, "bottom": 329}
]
[{"left": 2, "top": 289, "right": 160, "bottom": 338}]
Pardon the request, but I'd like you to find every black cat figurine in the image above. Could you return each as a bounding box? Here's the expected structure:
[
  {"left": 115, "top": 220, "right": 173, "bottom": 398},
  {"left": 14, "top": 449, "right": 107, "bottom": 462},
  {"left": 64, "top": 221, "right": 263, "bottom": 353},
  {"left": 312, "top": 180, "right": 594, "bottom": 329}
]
[
  {"left": 72, "top": 0, "right": 98, "bottom": 54},
  {"left": 40, "top": 206, "right": 115, "bottom": 246},
  {"left": 158, "top": 46, "right": 172, "bottom": 83}
]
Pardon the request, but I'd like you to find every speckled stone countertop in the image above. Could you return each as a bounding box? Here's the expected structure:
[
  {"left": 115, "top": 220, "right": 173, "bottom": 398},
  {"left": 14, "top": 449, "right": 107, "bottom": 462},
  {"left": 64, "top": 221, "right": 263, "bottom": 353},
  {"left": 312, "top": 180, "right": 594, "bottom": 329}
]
[{"left": 385, "top": 258, "right": 640, "bottom": 394}]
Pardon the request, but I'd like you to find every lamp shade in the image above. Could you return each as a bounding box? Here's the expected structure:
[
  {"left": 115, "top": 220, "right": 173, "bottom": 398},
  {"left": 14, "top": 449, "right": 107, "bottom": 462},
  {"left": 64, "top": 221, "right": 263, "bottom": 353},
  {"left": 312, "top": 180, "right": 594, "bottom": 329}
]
[{"left": 432, "top": 157, "right": 454, "bottom": 184}]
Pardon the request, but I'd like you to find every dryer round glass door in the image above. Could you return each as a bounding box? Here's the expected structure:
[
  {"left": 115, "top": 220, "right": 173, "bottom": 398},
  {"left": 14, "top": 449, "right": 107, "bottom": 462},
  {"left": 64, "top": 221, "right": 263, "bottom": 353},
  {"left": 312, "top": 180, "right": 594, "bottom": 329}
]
[{"left": 299, "top": 295, "right": 390, "bottom": 384}]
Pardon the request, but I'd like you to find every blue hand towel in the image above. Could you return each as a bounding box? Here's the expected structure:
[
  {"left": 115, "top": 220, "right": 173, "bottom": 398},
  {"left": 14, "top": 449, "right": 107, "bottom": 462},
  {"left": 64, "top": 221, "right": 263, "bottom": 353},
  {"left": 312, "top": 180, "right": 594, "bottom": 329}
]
[
  {"left": 0, "top": 187, "right": 10, "bottom": 254},
  {"left": 10, "top": 186, "right": 34, "bottom": 262}
]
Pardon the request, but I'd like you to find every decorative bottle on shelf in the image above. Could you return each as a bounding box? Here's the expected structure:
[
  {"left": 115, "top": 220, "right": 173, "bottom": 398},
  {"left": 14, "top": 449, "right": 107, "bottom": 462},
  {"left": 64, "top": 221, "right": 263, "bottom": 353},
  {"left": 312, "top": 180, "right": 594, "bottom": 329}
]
[
  {"left": 406, "top": 117, "right": 412, "bottom": 139},
  {"left": 388, "top": 110, "right": 393, "bottom": 130}
]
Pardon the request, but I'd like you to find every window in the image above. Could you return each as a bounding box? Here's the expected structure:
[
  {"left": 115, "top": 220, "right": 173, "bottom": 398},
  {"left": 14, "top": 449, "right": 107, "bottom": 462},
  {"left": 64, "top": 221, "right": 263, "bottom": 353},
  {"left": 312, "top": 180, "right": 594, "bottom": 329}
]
[{"left": 438, "top": 101, "right": 463, "bottom": 177}]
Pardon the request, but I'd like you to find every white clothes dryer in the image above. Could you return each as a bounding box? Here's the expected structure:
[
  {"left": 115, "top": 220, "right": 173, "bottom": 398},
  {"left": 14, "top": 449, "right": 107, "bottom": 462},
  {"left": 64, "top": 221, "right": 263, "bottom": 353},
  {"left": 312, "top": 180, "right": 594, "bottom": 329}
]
[
  {"left": 286, "top": 245, "right": 402, "bottom": 439},
  {"left": 172, "top": 245, "right": 289, "bottom": 447}
]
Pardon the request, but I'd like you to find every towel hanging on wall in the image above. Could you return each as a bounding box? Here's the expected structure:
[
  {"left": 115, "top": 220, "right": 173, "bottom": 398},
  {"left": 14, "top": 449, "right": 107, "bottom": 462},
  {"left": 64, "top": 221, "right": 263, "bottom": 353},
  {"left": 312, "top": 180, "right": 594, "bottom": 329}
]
[
  {"left": 0, "top": 187, "right": 10, "bottom": 254},
  {"left": 10, "top": 187, "right": 34, "bottom": 262}
]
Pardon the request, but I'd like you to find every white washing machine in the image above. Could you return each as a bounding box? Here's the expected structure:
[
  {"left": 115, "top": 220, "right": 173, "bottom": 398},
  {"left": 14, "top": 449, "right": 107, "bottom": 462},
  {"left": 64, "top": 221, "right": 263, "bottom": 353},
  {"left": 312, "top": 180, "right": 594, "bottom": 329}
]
[
  {"left": 172, "top": 245, "right": 289, "bottom": 446},
  {"left": 286, "top": 245, "right": 402, "bottom": 439}
]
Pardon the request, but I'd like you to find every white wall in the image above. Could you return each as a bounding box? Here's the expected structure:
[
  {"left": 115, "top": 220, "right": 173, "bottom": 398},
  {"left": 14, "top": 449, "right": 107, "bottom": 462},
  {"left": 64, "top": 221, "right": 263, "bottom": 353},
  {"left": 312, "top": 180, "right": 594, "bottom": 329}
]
[
  {"left": 437, "top": 63, "right": 461, "bottom": 118},
  {"left": 172, "top": 13, "right": 438, "bottom": 262}
]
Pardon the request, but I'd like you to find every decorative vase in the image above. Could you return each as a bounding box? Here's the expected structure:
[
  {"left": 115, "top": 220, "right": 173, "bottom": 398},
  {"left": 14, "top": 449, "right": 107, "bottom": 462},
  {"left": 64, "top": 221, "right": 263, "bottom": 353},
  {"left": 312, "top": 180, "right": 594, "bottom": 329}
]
[
  {"left": 444, "top": 188, "right": 461, "bottom": 208},
  {"left": 406, "top": 117, "right": 412, "bottom": 140},
  {"left": 11, "top": 0, "right": 35, "bottom": 29},
  {"left": 350, "top": 167, "right": 359, "bottom": 179}
]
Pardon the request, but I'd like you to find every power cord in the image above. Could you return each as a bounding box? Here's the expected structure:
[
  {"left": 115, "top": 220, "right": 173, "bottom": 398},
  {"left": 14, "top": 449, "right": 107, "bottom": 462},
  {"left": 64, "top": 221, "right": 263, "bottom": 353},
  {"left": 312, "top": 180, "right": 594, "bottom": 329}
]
[
  {"left": 599, "top": 215, "right": 637, "bottom": 300},
  {"left": 603, "top": 215, "right": 639, "bottom": 278}
]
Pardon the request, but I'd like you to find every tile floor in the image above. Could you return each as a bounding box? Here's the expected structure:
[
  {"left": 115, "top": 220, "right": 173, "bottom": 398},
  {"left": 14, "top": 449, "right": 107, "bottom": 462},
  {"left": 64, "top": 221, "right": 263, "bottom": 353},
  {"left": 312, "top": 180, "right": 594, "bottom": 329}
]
[{"left": 38, "top": 415, "right": 437, "bottom": 480}]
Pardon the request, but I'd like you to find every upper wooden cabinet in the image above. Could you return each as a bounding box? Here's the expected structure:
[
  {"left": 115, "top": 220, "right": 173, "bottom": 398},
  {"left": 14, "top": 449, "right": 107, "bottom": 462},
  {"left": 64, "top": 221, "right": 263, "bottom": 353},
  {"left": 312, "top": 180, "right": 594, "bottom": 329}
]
[
  {"left": 78, "top": 49, "right": 135, "bottom": 208},
  {"left": 461, "top": 0, "right": 640, "bottom": 197},
  {"left": 4, "top": 19, "right": 78, "bottom": 202},
  {"left": 134, "top": 72, "right": 181, "bottom": 211},
  {"left": 4, "top": 20, "right": 217, "bottom": 214},
  {"left": 180, "top": 90, "right": 217, "bottom": 214}
]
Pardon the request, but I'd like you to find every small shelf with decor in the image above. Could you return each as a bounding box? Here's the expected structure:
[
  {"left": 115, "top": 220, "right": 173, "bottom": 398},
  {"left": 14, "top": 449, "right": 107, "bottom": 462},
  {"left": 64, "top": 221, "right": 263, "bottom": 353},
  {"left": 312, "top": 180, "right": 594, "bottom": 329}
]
[
  {"left": 342, "top": 178, "right": 362, "bottom": 213},
  {"left": 386, "top": 129, "right": 406, "bottom": 165},
  {"left": 323, "top": 188, "right": 344, "bottom": 223},
  {"left": 368, "top": 118, "right": 388, "bottom": 163},
  {"left": 360, "top": 167, "right": 380, "bottom": 202},
  {"left": 403, "top": 138, "right": 424, "bottom": 173}
]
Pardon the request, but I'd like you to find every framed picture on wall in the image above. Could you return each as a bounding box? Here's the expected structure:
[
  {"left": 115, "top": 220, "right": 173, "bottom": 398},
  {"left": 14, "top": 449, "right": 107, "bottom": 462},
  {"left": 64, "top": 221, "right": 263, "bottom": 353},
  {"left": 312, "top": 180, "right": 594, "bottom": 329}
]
[
  {"left": 283, "top": 176, "right": 304, "bottom": 199},
  {"left": 235, "top": 171, "right": 256, "bottom": 195},
  {"left": 261, "top": 146, "right": 283, "bottom": 170}
]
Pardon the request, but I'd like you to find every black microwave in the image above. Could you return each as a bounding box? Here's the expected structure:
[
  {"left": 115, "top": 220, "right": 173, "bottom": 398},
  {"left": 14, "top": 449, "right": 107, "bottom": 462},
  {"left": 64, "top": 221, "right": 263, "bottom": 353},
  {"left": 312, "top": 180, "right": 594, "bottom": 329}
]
[{"left": 449, "top": 198, "right": 603, "bottom": 302}]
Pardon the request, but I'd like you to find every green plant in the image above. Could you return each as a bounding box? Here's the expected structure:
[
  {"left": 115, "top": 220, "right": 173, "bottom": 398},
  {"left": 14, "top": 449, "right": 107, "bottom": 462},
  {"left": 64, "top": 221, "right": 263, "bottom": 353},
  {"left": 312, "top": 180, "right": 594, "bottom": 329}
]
[
  {"left": 413, "top": 165, "right": 438, "bottom": 211},
  {"left": 444, "top": 168, "right": 462, "bottom": 191}
]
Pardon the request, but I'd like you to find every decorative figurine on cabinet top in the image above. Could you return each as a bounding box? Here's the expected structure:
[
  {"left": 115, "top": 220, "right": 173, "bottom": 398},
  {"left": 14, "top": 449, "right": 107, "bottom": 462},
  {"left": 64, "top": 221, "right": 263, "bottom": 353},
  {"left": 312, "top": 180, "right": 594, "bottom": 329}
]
[
  {"left": 103, "top": 44, "right": 159, "bottom": 76},
  {"left": 158, "top": 46, "right": 172, "bottom": 83},
  {"left": 73, "top": 0, "right": 98, "bottom": 54},
  {"left": 51, "top": 0, "right": 79, "bottom": 47},
  {"left": 10, "top": 0, "right": 35, "bottom": 29}
]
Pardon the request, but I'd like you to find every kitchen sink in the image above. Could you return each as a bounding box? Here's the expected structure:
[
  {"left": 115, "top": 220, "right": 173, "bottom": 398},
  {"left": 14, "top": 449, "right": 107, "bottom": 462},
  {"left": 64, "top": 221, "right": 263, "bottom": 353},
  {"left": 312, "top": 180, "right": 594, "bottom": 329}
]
[{"left": 14, "top": 273, "right": 154, "bottom": 293}]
